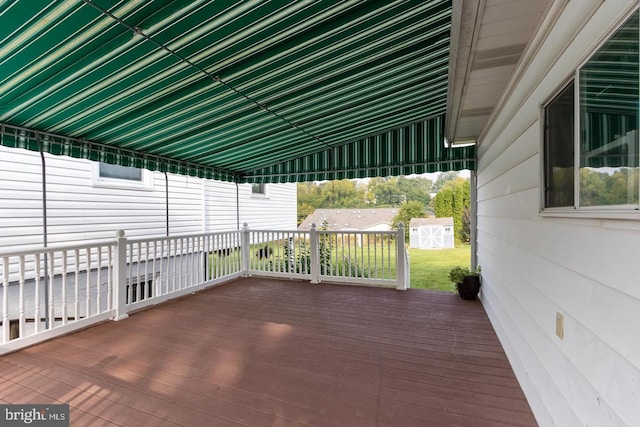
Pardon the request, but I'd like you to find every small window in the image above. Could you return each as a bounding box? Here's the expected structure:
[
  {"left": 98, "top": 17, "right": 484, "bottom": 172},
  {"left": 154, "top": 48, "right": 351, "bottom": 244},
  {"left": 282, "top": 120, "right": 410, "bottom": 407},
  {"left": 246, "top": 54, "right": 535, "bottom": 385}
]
[
  {"left": 543, "top": 10, "right": 639, "bottom": 211},
  {"left": 251, "top": 183, "right": 266, "bottom": 195},
  {"left": 93, "top": 161, "right": 152, "bottom": 190},
  {"left": 99, "top": 162, "right": 142, "bottom": 181}
]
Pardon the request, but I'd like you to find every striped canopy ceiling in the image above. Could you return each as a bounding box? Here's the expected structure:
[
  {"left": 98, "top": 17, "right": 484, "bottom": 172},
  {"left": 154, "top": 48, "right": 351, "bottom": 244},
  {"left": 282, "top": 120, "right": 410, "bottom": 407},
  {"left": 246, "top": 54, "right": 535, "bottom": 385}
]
[{"left": 0, "top": 0, "right": 474, "bottom": 183}]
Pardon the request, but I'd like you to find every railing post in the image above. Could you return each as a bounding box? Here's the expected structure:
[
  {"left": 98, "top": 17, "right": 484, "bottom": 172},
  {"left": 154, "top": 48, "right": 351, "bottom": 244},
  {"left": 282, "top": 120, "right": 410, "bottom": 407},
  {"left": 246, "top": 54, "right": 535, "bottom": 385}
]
[
  {"left": 310, "top": 223, "right": 319, "bottom": 284},
  {"left": 396, "top": 223, "right": 407, "bottom": 290},
  {"left": 241, "top": 223, "right": 250, "bottom": 277},
  {"left": 2, "top": 257, "right": 9, "bottom": 344},
  {"left": 113, "top": 230, "right": 129, "bottom": 321}
]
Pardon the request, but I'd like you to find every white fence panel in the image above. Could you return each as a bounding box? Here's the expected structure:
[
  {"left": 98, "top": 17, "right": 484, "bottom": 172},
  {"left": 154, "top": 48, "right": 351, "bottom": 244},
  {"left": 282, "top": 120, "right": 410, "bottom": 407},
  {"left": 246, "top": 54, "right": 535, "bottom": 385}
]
[{"left": 1, "top": 242, "right": 116, "bottom": 354}]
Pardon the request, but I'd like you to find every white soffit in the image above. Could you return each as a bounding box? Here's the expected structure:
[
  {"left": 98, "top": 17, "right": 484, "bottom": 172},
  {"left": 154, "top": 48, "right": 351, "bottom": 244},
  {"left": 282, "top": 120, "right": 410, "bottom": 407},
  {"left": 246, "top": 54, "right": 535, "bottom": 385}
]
[{"left": 447, "top": 0, "right": 551, "bottom": 145}]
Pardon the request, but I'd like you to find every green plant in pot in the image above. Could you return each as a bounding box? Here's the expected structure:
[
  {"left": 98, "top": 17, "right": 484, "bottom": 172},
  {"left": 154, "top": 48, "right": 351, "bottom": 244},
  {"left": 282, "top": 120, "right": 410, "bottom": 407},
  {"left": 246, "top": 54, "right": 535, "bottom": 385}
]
[{"left": 448, "top": 265, "right": 481, "bottom": 300}]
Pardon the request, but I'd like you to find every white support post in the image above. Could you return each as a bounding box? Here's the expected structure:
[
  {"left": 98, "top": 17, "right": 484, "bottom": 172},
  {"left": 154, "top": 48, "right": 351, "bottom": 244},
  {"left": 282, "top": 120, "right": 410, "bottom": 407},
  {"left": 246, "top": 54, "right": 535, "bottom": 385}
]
[
  {"left": 241, "top": 223, "right": 250, "bottom": 277},
  {"left": 470, "top": 170, "right": 478, "bottom": 270},
  {"left": 113, "top": 230, "right": 129, "bottom": 321},
  {"left": 396, "top": 223, "right": 407, "bottom": 290},
  {"left": 309, "top": 223, "right": 319, "bottom": 284}
]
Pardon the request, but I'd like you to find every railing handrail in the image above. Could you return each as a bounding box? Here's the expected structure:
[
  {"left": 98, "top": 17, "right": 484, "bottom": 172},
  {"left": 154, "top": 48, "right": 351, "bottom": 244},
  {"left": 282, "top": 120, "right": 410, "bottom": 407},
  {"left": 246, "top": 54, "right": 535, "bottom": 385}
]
[
  {"left": 0, "top": 230, "right": 246, "bottom": 259},
  {"left": 126, "top": 230, "right": 242, "bottom": 245},
  {"left": 0, "top": 239, "right": 117, "bottom": 258}
]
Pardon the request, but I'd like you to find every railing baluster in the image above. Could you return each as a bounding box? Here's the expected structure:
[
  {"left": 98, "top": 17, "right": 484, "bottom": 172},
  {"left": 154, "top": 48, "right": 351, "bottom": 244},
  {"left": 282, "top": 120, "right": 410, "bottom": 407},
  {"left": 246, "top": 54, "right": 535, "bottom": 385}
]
[
  {"left": 85, "top": 248, "right": 91, "bottom": 317},
  {"left": 2, "top": 257, "right": 9, "bottom": 343},
  {"left": 191, "top": 237, "right": 195, "bottom": 286},
  {"left": 34, "top": 255, "right": 41, "bottom": 333},
  {"left": 74, "top": 249, "right": 80, "bottom": 320},
  {"left": 47, "top": 252, "right": 54, "bottom": 329},
  {"left": 151, "top": 241, "right": 157, "bottom": 299},
  {"left": 144, "top": 241, "right": 149, "bottom": 299},
  {"left": 19, "top": 256, "right": 25, "bottom": 338},
  {"left": 107, "top": 245, "right": 113, "bottom": 311},
  {"left": 159, "top": 240, "right": 165, "bottom": 296},
  {"left": 136, "top": 242, "right": 141, "bottom": 301},
  {"left": 171, "top": 239, "right": 176, "bottom": 293},
  {"left": 96, "top": 247, "right": 102, "bottom": 313},
  {"left": 61, "top": 251, "right": 68, "bottom": 325}
]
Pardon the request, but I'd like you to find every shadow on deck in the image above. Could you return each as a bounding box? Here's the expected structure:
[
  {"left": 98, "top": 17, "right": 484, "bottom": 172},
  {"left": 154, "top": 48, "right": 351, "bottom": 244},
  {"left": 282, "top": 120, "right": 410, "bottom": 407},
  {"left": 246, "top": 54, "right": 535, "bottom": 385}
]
[{"left": 0, "top": 278, "right": 536, "bottom": 426}]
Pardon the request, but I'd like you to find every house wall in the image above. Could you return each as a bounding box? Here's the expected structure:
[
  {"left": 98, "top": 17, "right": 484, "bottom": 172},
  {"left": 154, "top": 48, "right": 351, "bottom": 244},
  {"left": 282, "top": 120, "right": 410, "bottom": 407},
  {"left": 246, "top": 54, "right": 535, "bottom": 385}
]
[
  {"left": 476, "top": 1, "right": 639, "bottom": 426},
  {"left": 0, "top": 146, "right": 296, "bottom": 251}
]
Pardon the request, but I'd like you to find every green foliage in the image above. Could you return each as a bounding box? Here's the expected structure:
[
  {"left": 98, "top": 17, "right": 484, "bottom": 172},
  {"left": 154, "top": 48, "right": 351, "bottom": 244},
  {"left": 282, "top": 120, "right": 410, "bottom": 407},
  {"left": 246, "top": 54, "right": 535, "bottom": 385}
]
[
  {"left": 431, "top": 171, "right": 460, "bottom": 193},
  {"left": 392, "top": 201, "right": 426, "bottom": 240},
  {"left": 319, "top": 180, "right": 367, "bottom": 208},
  {"left": 447, "top": 265, "right": 481, "bottom": 284},
  {"left": 281, "top": 239, "right": 311, "bottom": 274},
  {"left": 432, "top": 178, "right": 470, "bottom": 244},
  {"left": 368, "top": 176, "right": 432, "bottom": 206},
  {"left": 317, "top": 221, "right": 333, "bottom": 275},
  {"left": 580, "top": 167, "right": 639, "bottom": 206}
]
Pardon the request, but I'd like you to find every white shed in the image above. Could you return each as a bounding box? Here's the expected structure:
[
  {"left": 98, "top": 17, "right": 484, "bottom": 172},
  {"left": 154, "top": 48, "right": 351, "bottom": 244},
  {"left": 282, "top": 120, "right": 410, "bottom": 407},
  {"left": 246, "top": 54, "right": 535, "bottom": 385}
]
[{"left": 409, "top": 217, "right": 454, "bottom": 249}]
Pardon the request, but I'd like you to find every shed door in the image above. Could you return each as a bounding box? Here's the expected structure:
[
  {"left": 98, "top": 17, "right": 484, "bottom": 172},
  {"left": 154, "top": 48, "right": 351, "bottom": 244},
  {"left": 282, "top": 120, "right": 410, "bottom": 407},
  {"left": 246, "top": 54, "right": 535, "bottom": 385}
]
[{"left": 419, "top": 226, "right": 443, "bottom": 248}]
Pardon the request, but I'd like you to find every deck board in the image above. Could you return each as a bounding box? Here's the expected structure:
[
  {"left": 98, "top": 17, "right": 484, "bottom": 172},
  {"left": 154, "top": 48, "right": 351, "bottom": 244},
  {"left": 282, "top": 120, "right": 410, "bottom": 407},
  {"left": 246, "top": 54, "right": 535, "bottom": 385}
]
[{"left": 0, "top": 278, "right": 537, "bottom": 426}]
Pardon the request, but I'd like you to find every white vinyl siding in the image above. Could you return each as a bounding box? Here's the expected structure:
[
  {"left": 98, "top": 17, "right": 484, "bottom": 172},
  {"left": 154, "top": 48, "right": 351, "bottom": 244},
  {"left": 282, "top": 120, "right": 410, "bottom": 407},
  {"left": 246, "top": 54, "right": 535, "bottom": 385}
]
[
  {"left": 0, "top": 146, "right": 296, "bottom": 252},
  {"left": 476, "top": 2, "right": 640, "bottom": 427},
  {"left": 239, "top": 183, "right": 297, "bottom": 230}
]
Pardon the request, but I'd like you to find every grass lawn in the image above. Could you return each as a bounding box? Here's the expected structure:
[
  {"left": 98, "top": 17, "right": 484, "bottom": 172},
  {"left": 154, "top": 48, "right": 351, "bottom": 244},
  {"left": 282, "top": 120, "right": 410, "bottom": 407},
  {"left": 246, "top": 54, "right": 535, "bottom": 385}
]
[{"left": 409, "top": 245, "right": 471, "bottom": 292}]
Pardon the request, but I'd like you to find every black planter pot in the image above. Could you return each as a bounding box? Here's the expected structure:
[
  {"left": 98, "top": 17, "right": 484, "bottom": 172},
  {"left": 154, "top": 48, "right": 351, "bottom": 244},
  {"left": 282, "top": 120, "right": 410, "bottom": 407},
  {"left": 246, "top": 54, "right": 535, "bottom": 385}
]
[{"left": 456, "top": 276, "right": 481, "bottom": 300}]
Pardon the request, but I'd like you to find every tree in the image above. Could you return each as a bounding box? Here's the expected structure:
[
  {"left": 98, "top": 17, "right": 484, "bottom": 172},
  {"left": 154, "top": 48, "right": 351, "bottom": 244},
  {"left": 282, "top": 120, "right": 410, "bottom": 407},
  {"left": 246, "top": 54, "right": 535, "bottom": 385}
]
[
  {"left": 297, "top": 182, "right": 324, "bottom": 224},
  {"left": 367, "top": 177, "right": 404, "bottom": 206},
  {"left": 397, "top": 176, "right": 432, "bottom": 206},
  {"left": 319, "top": 180, "right": 366, "bottom": 208},
  {"left": 432, "top": 178, "right": 470, "bottom": 244},
  {"left": 392, "top": 201, "right": 426, "bottom": 240},
  {"left": 366, "top": 176, "right": 432, "bottom": 206},
  {"left": 431, "top": 171, "right": 459, "bottom": 192}
]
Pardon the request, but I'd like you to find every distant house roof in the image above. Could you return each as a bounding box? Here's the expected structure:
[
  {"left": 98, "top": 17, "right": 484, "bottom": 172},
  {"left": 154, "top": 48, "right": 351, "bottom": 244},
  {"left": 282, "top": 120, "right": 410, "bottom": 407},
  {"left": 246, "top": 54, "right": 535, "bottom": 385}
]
[
  {"left": 409, "top": 217, "right": 454, "bottom": 227},
  {"left": 298, "top": 208, "right": 399, "bottom": 231}
]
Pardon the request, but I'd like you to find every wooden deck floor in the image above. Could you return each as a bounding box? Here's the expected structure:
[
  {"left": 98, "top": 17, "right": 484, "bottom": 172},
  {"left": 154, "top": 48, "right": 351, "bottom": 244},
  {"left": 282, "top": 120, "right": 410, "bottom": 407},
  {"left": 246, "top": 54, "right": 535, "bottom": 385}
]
[{"left": 0, "top": 278, "right": 536, "bottom": 426}]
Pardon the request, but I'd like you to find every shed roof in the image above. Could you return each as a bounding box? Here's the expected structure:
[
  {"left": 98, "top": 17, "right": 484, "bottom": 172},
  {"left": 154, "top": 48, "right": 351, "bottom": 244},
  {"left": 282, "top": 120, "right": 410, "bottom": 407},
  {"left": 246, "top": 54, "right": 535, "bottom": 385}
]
[{"left": 410, "top": 217, "right": 453, "bottom": 227}]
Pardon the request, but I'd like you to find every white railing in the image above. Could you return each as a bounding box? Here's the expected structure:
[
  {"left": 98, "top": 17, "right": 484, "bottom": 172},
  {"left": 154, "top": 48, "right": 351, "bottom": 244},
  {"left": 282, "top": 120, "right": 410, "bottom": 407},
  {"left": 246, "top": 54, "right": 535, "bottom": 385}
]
[
  {"left": 246, "top": 223, "right": 407, "bottom": 289},
  {"left": 246, "top": 229, "right": 312, "bottom": 280},
  {"left": 1, "top": 224, "right": 407, "bottom": 354},
  {"left": 118, "top": 230, "right": 243, "bottom": 314},
  {"left": 1, "top": 241, "right": 116, "bottom": 354}
]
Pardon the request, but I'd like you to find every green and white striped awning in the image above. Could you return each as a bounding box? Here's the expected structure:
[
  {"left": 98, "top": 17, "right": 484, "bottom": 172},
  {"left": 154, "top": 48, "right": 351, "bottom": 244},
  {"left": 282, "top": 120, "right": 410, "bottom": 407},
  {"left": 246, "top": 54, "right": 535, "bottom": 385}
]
[
  {"left": 246, "top": 116, "right": 475, "bottom": 183},
  {"left": 0, "top": 0, "right": 473, "bottom": 183}
]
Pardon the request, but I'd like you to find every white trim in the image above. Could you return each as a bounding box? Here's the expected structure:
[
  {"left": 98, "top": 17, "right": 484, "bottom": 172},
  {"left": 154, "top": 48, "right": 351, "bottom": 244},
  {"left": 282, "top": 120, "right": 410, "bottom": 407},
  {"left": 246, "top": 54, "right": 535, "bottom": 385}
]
[
  {"left": 250, "top": 182, "right": 269, "bottom": 198},
  {"left": 539, "top": 209, "right": 640, "bottom": 221},
  {"left": 91, "top": 162, "right": 154, "bottom": 191},
  {"left": 478, "top": 0, "right": 571, "bottom": 147}
]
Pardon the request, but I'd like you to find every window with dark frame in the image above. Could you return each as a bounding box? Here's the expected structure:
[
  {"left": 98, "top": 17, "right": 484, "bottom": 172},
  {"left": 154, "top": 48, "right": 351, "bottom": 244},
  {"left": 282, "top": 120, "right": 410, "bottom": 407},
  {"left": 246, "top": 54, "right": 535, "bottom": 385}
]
[
  {"left": 544, "top": 81, "right": 575, "bottom": 208},
  {"left": 543, "top": 10, "right": 639, "bottom": 210}
]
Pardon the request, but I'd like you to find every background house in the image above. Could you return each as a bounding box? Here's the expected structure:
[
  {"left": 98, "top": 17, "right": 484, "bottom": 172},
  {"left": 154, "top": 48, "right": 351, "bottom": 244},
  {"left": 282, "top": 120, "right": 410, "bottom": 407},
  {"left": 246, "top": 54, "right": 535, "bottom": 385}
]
[
  {"left": 0, "top": 145, "right": 297, "bottom": 252},
  {"left": 409, "top": 217, "right": 454, "bottom": 249},
  {"left": 298, "top": 208, "right": 397, "bottom": 232}
]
